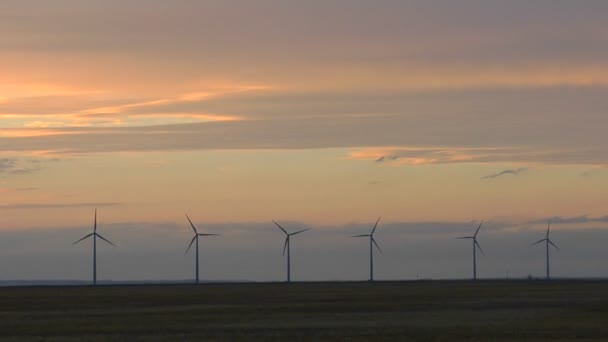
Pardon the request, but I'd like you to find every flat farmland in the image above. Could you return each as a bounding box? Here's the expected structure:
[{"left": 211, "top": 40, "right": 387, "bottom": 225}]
[{"left": 1, "top": 280, "right": 608, "bottom": 341}]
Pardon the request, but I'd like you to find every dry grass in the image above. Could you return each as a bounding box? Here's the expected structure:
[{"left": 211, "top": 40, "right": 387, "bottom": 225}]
[{"left": 1, "top": 280, "right": 608, "bottom": 341}]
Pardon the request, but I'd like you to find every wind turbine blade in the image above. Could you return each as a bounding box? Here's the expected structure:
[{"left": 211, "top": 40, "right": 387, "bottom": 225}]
[
  {"left": 371, "top": 216, "right": 381, "bottom": 235},
  {"left": 95, "top": 233, "right": 116, "bottom": 247},
  {"left": 475, "top": 240, "right": 484, "bottom": 255},
  {"left": 530, "top": 238, "right": 546, "bottom": 246},
  {"left": 548, "top": 240, "right": 559, "bottom": 250},
  {"left": 72, "top": 233, "right": 93, "bottom": 245},
  {"left": 185, "top": 214, "right": 198, "bottom": 234},
  {"left": 456, "top": 236, "right": 473, "bottom": 239},
  {"left": 372, "top": 238, "right": 382, "bottom": 254},
  {"left": 290, "top": 228, "right": 310, "bottom": 236},
  {"left": 474, "top": 221, "right": 483, "bottom": 237},
  {"left": 352, "top": 234, "right": 370, "bottom": 238},
  {"left": 273, "top": 220, "right": 288, "bottom": 235},
  {"left": 198, "top": 233, "right": 220, "bottom": 236},
  {"left": 94, "top": 208, "right": 97, "bottom": 232},
  {"left": 282, "top": 238, "right": 288, "bottom": 256},
  {"left": 546, "top": 221, "right": 551, "bottom": 238},
  {"left": 185, "top": 236, "right": 196, "bottom": 254}
]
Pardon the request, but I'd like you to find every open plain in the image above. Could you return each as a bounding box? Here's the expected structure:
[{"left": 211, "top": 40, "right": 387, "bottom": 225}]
[{"left": 1, "top": 280, "right": 608, "bottom": 341}]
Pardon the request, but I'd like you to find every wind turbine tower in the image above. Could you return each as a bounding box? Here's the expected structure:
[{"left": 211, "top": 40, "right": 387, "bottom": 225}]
[
  {"left": 185, "top": 214, "right": 219, "bottom": 284},
  {"left": 457, "top": 221, "right": 484, "bottom": 280},
  {"left": 73, "top": 209, "right": 115, "bottom": 286},
  {"left": 273, "top": 220, "right": 310, "bottom": 283},
  {"left": 531, "top": 221, "right": 559, "bottom": 280},
  {"left": 352, "top": 217, "right": 382, "bottom": 282}
]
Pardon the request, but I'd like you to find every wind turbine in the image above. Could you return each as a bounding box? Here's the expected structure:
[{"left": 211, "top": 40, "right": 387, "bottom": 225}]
[
  {"left": 185, "top": 214, "right": 219, "bottom": 285},
  {"left": 352, "top": 217, "right": 382, "bottom": 282},
  {"left": 457, "top": 221, "right": 484, "bottom": 280},
  {"left": 273, "top": 220, "right": 310, "bottom": 283},
  {"left": 531, "top": 221, "right": 559, "bottom": 280},
  {"left": 73, "top": 209, "right": 115, "bottom": 286}
]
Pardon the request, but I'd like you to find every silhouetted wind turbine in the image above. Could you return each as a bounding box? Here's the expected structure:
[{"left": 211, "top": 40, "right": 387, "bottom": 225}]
[
  {"left": 185, "top": 214, "right": 219, "bottom": 285},
  {"left": 273, "top": 220, "right": 310, "bottom": 283},
  {"left": 73, "top": 209, "right": 115, "bottom": 286},
  {"left": 457, "top": 221, "right": 484, "bottom": 280},
  {"left": 531, "top": 221, "right": 559, "bottom": 280},
  {"left": 352, "top": 217, "right": 382, "bottom": 282}
]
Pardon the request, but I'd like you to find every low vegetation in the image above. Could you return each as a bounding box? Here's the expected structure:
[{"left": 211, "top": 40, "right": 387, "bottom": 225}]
[{"left": 1, "top": 280, "right": 608, "bottom": 341}]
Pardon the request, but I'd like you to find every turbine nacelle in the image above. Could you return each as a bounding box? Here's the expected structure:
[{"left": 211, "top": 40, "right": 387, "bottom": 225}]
[
  {"left": 273, "top": 220, "right": 311, "bottom": 255},
  {"left": 456, "top": 221, "right": 484, "bottom": 255},
  {"left": 351, "top": 217, "right": 383, "bottom": 254},
  {"left": 73, "top": 209, "right": 115, "bottom": 247},
  {"left": 273, "top": 220, "right": 310, "bottom": 237},
  {"left": 531, "top": 221, "right": 559, "bottom": 250},
  {"left": 184, "top": 214, "right": 219, "bottom": 254}
]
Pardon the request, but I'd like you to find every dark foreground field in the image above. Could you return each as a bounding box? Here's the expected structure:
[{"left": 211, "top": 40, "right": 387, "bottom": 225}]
[{"left": 1, "top": 280, "right": 608, "bottom": 341}]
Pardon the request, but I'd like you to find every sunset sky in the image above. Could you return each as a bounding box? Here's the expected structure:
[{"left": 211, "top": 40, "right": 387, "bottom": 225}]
[{"left": 1, "top": 1, "right": 608, "bottom": 282}]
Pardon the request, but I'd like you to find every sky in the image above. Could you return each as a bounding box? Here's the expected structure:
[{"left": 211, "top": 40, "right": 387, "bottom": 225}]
[{"left": 1, "top": 0, "right": 608, "bottom": 282}]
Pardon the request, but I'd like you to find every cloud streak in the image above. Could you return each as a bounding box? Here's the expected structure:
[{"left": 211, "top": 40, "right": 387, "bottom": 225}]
[
  {"left": 0, "top": 158, "right": 16, "bottom": 172},
  {"left": 1, "top": 118, "right": 607, "bottom": 166},
  {"left": 481, "top": 168, "right": 528, "bottom": 180},
  {"left": 375, "top": 155, "right": 399, "bottom": 163},
  {"left": 0, "top": 158, "right": 46, "bottom": 175},
  {"left": 0, "top": 202, "right": 121, "bottom": 210},
  {"left": 527, "top": 215, "right": 608, "bottom": 225},
  {"left": 350, "top": 145, "right": 608, "bottom": 167}
]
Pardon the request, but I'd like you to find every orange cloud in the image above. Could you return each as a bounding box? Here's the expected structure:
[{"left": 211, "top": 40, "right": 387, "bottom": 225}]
[
  {"left": 81, "top": 99, "right": 173, "bottom": 115},
  {"left": 0, "top": 128, "right": 89, "bottom": 138},
  {"left": 81, "top": 84, "right": 273, "bottom": 116},
  {"left": 348, "top": 146, "right": 490, "bottom": 163},
  {"left": 347, "top": 146, "right": 566, "bottom": 166},
  {"left": 0, "top": 83, "right": 262, "bottom": 129}
]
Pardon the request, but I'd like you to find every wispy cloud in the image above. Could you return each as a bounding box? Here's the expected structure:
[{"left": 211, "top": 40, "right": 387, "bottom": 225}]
[
  {"left": 351, "top": 147, "right": 580, "bottom": 166},
  {"left": 1, "top": 2, "right": 608, "bottom": 168},
  {"left": 375, "top": 155, "right": 399, "bottom": 163},
  {"left": 527, "top": 215, "right": 608, "bottom": 225},
  {"left": 481, "top": 168, "right": 528, "bottom": 180},
  {"left": 0, "top": 85, "right": 259, "bottom": 131},
  {"left": 351, "top": 147, "right": 490, "bottom": 165},
  {"left": 0, "top": 202, "right": 121, "bottom": 210},
  {"left": 0, "top": 158, "right": 17, "bottom": 172},
  {"left": 0, "top": 158, "right": 42, "bottom": 175}
]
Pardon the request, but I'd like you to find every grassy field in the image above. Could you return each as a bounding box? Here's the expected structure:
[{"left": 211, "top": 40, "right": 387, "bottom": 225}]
[{"left": 1, "top": 280, "right": 608, "bottom": 341}]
